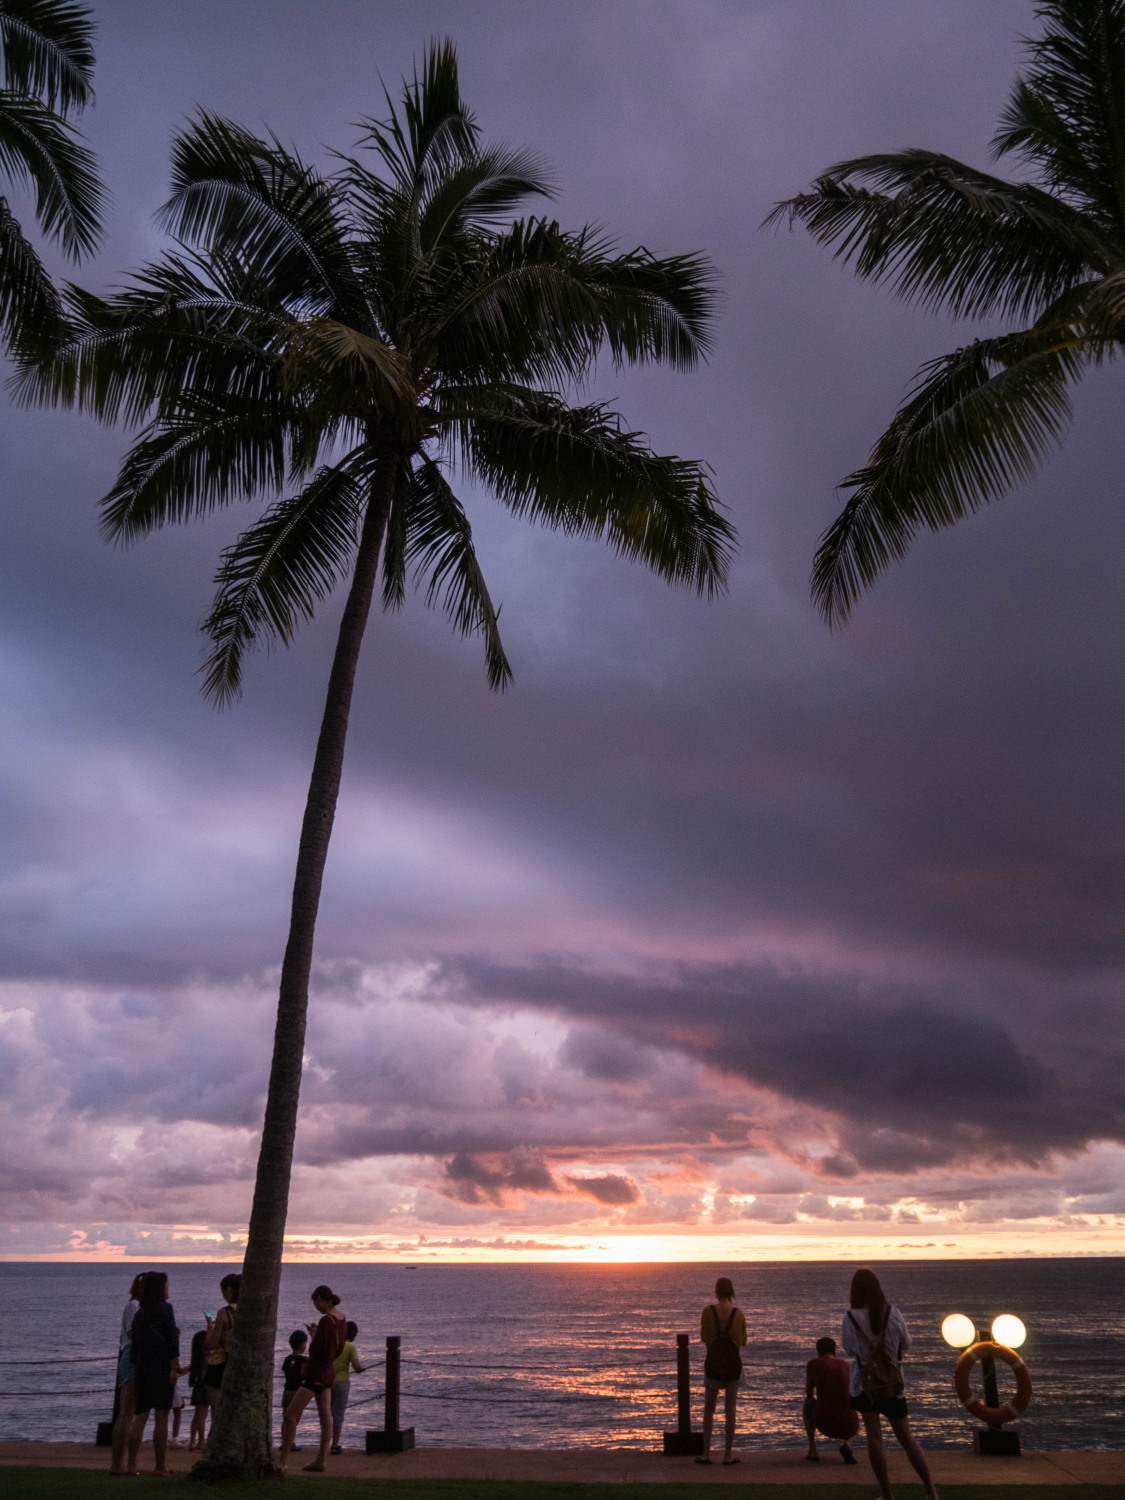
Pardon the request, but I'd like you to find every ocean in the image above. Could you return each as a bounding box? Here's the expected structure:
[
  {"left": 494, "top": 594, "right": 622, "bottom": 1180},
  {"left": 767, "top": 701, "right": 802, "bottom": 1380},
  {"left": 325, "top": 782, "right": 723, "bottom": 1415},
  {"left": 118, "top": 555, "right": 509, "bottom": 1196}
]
[{"left": 0, "top": 1258, "right": 1121, "bottom": 1450}]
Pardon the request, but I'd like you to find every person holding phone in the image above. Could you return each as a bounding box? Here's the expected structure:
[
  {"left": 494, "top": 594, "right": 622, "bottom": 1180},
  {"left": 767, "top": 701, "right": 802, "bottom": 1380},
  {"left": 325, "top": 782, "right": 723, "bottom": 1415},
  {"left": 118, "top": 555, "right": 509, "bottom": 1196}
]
[
  {"left": 278, "top": 1285, "right": 348, "bottom": 1473},
  {"left": 202, "top": 1273, "right": 241, "bottom": 1407}
]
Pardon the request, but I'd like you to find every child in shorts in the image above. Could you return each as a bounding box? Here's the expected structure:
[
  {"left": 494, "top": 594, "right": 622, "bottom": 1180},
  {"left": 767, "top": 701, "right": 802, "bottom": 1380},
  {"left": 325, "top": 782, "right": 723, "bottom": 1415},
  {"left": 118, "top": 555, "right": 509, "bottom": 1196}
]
[{"left": 280, "top": 1330, "right": 309, "bottom": 1449}]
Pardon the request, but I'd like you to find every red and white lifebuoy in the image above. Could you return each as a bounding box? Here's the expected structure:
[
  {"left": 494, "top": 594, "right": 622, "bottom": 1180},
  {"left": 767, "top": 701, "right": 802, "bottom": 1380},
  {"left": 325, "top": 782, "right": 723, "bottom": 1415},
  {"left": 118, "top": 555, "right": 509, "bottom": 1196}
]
[{"left": 953, "top": 1341, "right": 1033, "bottom": 1425}]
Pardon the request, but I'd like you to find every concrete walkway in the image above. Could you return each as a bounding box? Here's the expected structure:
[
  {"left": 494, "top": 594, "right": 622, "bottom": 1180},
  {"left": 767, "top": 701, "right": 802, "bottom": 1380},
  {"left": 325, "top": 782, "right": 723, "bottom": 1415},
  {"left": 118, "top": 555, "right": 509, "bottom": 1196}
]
[{"left": 1, "top": 1441, "right": 1123, "bottom": 1484}]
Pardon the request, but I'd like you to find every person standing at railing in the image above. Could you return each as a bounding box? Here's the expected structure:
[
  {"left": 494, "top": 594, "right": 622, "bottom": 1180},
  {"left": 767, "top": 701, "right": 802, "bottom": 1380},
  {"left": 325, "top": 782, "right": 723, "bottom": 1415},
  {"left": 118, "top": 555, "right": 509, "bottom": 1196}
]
[
  {"left": 697, "top": 1276, "right": 747, "bottom": 1466},
  {"left": 841, "top": 1268, "right": 939, "bottom": 1500},
  {"left": 125, "top": 1271, "right": 180, "bottom": 1478},
  {"left": 278, "top": 1284, "right": 348, "bottom": 1474},
  {"left": 109, "top": 1271, "right": 144, "bottom": 1475},
  {"left": 330, "top": 1320, "right": 365, "bottom": 1453}
]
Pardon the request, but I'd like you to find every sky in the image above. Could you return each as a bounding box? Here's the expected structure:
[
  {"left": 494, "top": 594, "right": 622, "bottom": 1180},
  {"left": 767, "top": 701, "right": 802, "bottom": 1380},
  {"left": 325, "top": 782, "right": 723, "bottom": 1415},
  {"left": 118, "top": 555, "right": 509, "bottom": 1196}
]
[{"left": 2, "top": 0, "right": 1125, "bottom": 1263}]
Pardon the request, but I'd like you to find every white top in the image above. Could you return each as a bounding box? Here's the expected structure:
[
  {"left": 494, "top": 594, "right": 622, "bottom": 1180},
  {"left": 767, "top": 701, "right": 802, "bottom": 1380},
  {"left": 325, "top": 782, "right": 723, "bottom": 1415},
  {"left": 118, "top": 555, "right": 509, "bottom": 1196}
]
[
  {"left": 119, "top": 1299, "right": 138, "bottom": 1350},
  {"left": 840, "top": 1305, "right": 912, "bottom": 1399}
]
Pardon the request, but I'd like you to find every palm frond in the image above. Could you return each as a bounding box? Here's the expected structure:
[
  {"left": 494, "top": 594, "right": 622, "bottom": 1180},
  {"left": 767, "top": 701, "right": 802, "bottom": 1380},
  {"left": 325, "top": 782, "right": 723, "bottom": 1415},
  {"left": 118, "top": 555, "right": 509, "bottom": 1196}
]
[
  {"left": 158, "top": 111, "right": 358, "bottom": 317},
  {"left": 812, "top": 325, "right": 1095, "bottom": 626},
  {"left": 99, "top": 391, "right": 296, "bottom": 544},
  {"left": 463, "top": 390, "right": 735, "bottom": 596},
  {"left": 0, "top": 87, "right": 101, "bottom": 254},
  {"left": 0, "top": 188, "right": 60, "bottom": 353},
  {"left": 992, "top": 0, "right": 1125, "bottom": 232},
  {"left": 393, "top": 455, "right": 511, "bottom": 689},
  {"left": 277, "top": 317, "right": 410, "bottom": 409},
  {"left": 15, "top": 262, "right": 291, "bottom": 426},
  {"left": 200, "top": 456, "right": 364, "bottom": 704},
  {"left": 436, "top": 218, "right": 714, "bottom": 384},
  {"left": 357, "top": 36, "right": 477, "bottom": 191},
  {"left": 0, "top": 0, "right": 95, "bottom": 115},
  {"left": 418, "top": 144, "right": 551, "bottom": 250},
  {"left": 767, "top": 149, "right": 1111, "bottom": 320}
]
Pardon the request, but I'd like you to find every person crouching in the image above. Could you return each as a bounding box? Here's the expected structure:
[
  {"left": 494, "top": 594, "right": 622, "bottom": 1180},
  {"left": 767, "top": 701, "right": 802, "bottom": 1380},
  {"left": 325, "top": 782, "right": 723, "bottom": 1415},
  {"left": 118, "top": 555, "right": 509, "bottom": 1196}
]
[{"left": 803, "top": 1336, "right": 859, "bottom": 1463}]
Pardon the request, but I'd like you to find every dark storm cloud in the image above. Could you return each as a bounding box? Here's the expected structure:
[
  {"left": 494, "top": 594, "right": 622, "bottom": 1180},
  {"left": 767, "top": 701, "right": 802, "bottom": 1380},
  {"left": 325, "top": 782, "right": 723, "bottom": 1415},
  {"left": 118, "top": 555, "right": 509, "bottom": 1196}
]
[
  {"left": 566, "top": 1173, "right": 641, "bottom": 1206},
  {"left": 455, "top": 956, "right": 1125, "bottom": 1169},
  {"left": 3, "top": 0, "right": 1124, "bottom": 1235},
  {"left": 441, "top": 1148, "right": 559, "bottom": 1205}
]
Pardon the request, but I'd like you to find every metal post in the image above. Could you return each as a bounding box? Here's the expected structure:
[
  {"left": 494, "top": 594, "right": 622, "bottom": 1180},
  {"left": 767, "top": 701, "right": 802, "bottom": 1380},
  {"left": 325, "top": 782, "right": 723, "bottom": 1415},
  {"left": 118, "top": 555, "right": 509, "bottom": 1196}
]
[
  {"left": 365, "top": 1335, "right": 416, "bottom": 1454},
  {"left": 96, "top": 1358, "right": 119, "bottom": 1445},
  {"left": 972, "top": 1326, "right": 1020, "bottom": 1457},
  {"left": 385, "top": 1335, "right": 400, "bottom": 1435},
  {"left": 662, "top": 1332, "right": 704, "bottom": 1455}
]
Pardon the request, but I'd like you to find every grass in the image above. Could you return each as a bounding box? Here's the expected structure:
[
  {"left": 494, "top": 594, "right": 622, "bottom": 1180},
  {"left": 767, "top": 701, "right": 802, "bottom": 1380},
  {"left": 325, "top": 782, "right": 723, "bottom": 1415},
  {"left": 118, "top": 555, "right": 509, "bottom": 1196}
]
[{"left": 0, "top": 1474, "right": 1120, "bottom": 1500}]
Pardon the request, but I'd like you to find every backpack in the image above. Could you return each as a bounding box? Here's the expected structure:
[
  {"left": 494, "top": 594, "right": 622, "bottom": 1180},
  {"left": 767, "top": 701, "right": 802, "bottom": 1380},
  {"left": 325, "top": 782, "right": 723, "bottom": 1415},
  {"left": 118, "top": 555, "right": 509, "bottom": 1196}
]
[
  {"left": 847, "top": 1309, "right": 904, "bottom": 1403},
  {"left": 703, "top": 1307, "right": 743, "bottom": 1382}
]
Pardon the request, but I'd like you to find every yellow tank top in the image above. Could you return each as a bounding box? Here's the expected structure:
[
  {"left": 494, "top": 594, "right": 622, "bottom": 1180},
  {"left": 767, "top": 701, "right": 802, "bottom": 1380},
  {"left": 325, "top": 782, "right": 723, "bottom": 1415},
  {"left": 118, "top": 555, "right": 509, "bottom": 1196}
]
[{"left": 206, "top": 1304, "right": 236, "bottom": 1366}]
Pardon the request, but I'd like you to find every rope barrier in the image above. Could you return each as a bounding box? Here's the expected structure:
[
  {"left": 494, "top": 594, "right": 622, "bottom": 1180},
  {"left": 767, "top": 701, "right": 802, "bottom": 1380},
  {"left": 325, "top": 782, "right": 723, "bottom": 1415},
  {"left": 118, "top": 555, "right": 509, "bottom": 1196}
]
[
  {"left": 398, "top": 1388, "right": 617, "bottom": 1406},
  {"left": 0, "top": 1356, "right": 112, "bottom": 1367},
  {"left": 403, "top": 1356, "right": 669, "bottom": 1372},
  {"left": 0, "top": 1388, "right": 114, "bottom": 1397}
]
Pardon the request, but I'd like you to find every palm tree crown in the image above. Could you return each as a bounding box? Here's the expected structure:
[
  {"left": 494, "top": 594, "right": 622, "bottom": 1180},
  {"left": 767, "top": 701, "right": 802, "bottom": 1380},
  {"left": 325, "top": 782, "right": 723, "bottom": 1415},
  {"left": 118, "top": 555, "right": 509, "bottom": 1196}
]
[
  {"left": 770, "top": 0, "right": 1125, "bottom": 625},
  {"left": 22, "top": 41, "right": 733, "bottom": 1478},
  {"left": 0, "top": 0, "right": 102, "bottom": 356},
  {"left": 27, "top": 41, "right": 732, "bottom": 687}
]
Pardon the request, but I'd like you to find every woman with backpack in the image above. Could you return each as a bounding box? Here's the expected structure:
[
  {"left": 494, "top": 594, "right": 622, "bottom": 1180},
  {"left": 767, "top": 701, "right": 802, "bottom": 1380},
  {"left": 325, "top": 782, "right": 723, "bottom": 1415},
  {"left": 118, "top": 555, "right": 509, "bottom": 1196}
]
[
  {"left": 841, "top": 1269, "right": 939, "bottom": 1500},
  {"left": 697, "top": 1276, "right": 746, "bottom": 1466}
]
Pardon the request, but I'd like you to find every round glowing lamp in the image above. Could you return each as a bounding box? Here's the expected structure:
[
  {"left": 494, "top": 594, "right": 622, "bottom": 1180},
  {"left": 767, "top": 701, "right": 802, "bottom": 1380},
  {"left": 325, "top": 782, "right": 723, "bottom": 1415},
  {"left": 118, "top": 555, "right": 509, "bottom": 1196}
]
[
  {"left": 991, "top": 1314, "right": 1026, "bottom": 1348},
  {"left": 941, "top": 1313, "right": 977, "bottom": 1348}
]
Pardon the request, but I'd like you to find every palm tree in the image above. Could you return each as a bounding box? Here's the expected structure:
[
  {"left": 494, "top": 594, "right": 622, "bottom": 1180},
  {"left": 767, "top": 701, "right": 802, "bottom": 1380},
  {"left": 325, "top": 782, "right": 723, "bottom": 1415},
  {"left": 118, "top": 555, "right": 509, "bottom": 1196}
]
[
  {"left": 21, "top": 41, "right": 734, "bottom": 1477},
  {"left": 769, "top": 0, "right": 1125, "bottom": 625},
  {"left": 0, "top": 0, "right": 102, "bottom": 358}
]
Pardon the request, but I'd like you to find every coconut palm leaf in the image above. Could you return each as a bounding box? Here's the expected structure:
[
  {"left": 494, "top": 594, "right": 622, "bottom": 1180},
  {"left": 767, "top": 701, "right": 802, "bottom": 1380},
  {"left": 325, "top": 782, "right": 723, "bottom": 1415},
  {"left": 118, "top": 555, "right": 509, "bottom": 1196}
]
[
  {"left": 991, "top": 0, "right": 1125, "bottom": 226},
  {"left": 391, "top": 456, "right": 511, "bottom": 689},
  {"left": 18, "top": 266, "right": 291, "bottom": 426},
  {"left": 0, "top": 87, "right": 100, "bottom": 254},
  {"left": 464, "top": 390, "right": 733, "bottom": 595},
  {"left": 778, "top": 0, "right": 1125, "bottom": 622},
  {"left": 768, "top": 151, "right": 1114, "bottom": 319},
  {"left": 0, "top": 0, "right": 95, "bottom": 115},
  {"left": 0, "top": 189, "right": 59, "bottom": 350},
  {"left": 159, "top": 111, "right": 359, "bottom": 318},
  {"left": 200, "top": 457, "right": 365, "bottom": 704},
  {"left": 99, "top": 390, "right": 301, "bottom": 543},
  {"left": 357, "top": 36, "right": 477, "bottom": 191},
  {"left": 812, "top": 327, "right": 1094, "bottom": 626}
]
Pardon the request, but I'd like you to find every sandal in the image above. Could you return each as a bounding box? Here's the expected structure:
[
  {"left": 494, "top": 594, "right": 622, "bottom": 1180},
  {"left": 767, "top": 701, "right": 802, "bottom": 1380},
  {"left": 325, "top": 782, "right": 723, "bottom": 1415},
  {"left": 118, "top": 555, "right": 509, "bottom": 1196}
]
[
  {"left": 694, "top": 1456, "right": 712, "bottom": 1465},
  {"left": 722, "top": 1456, "right": 739, "bottom": 1465}
]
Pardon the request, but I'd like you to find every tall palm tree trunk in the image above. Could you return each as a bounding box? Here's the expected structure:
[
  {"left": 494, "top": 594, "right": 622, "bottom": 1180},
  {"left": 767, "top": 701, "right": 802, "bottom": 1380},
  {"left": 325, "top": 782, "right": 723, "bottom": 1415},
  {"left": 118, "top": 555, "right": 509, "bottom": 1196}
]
[{"left": 194, "top": 446, "right": 399, "bottom": 1481}]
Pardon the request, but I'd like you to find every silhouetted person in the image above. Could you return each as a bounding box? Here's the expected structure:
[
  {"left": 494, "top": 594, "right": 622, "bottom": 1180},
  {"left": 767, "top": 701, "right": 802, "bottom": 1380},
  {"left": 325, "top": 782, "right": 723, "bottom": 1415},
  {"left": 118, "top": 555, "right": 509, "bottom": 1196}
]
[
  {"left": 842, "top": 1269, "right": 938, "bottom": 1500},
  {"left": 279, "top": 1285, "right": 348, "bottom": 1473},
  {"left": 110, "top": 1272, "right": 145, "bottom": 1474},
  {"left": 126, "top": 1271, "right": 179, "bottom": 1477},
  {"left": 202, "top": 1272, "right": 240, "bottom": 1409},
  {"left": 803, "top": 1335, "right": 858, "bottom": 1462},
  {"left": 697, "top": 1276, "right": 746, "bottom": 1466}
]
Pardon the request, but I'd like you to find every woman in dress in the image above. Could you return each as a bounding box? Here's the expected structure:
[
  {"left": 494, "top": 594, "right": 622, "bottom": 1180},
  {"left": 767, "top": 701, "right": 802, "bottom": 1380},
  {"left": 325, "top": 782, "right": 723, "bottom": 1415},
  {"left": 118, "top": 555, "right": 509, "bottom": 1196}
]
[
  {"left": 109, "top": 1272, "right": 144, "bottom": 1475},
  {"left": 278, "top": 1285, "right": 348, "bottom": 1473},
  {"left": 202, "top": 1272, "right": 241, "bottom": 1408},
  {"left": 697, "top": 1276, "right": 747, "bottom": 1466},
  {"left": 125, "top": 1271, "right": 180, "bottom": 1477},
  {"left": 840, "top": 1269, "right": 939, "bottom": 1500}
]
